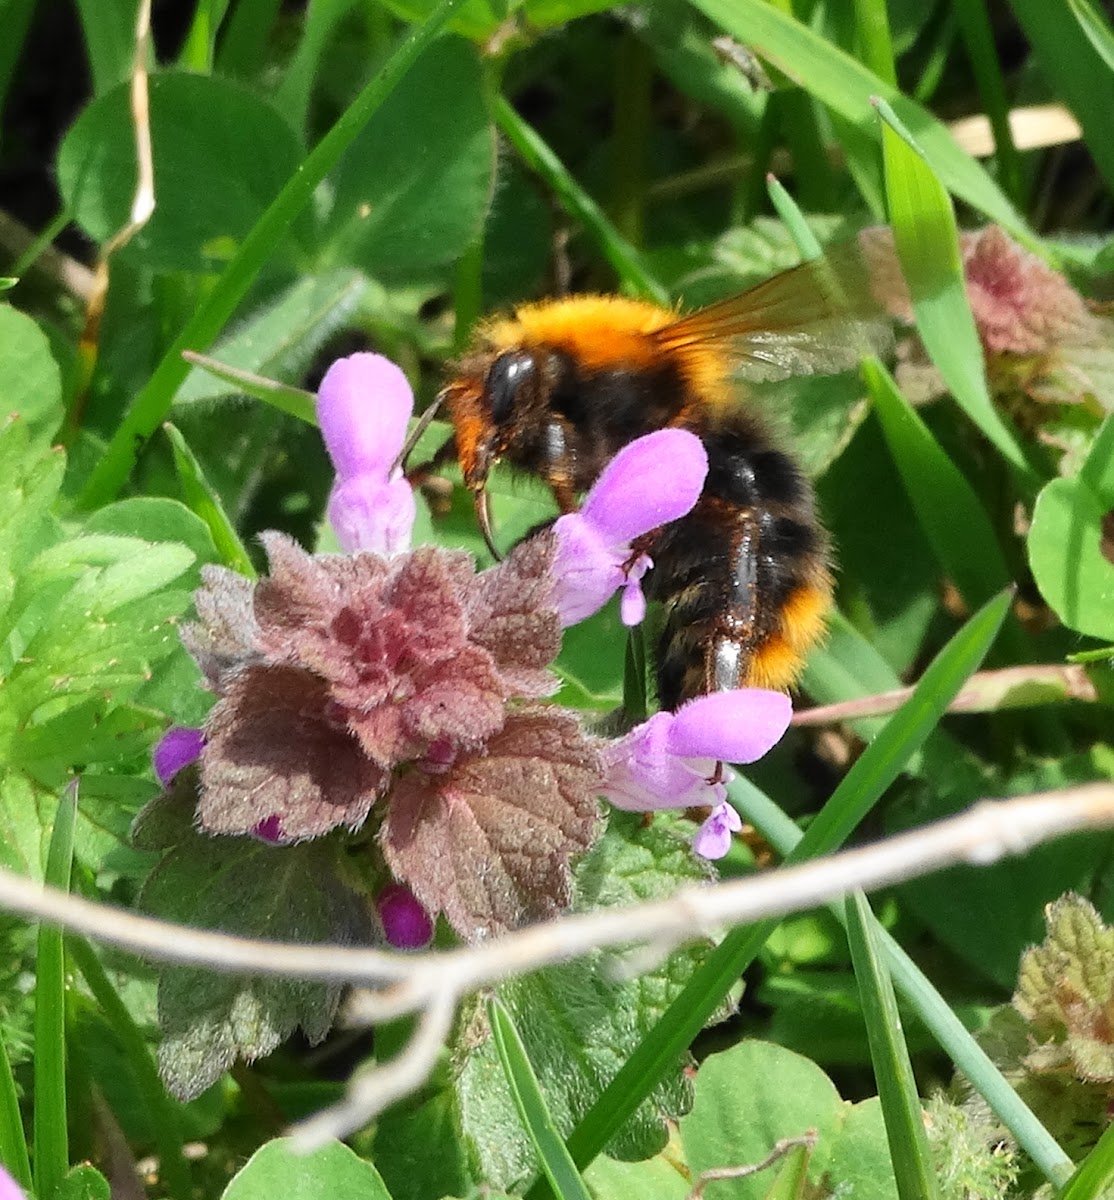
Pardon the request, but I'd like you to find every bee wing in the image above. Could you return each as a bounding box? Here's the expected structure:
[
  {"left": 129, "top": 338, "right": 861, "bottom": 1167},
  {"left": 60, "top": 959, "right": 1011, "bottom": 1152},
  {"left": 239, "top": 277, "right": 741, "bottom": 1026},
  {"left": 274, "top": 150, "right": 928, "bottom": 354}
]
[{"left": 656, "top": 240, "right": 893, "bottom": 383}]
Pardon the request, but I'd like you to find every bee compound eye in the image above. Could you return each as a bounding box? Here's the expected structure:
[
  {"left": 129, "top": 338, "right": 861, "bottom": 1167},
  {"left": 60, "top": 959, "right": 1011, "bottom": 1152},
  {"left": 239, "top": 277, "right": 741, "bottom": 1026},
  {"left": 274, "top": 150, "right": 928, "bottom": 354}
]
[{"left": 486, "top": 351, "right": 536, "bottom": 425}]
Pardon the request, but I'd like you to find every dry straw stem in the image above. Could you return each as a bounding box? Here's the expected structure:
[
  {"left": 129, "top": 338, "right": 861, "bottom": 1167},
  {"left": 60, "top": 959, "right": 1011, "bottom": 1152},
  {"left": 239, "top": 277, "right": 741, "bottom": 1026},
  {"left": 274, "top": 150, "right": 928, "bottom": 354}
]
[{"left": 2, "top": 784, "right": 1113, "bottom": 1140}]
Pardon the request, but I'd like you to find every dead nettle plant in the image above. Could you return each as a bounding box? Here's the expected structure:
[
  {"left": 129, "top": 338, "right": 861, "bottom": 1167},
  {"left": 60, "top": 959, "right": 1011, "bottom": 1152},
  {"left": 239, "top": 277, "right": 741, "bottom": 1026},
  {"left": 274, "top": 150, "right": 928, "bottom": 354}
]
[{"left": 137, "top": 352, "right": 793, "bottom": 1108}]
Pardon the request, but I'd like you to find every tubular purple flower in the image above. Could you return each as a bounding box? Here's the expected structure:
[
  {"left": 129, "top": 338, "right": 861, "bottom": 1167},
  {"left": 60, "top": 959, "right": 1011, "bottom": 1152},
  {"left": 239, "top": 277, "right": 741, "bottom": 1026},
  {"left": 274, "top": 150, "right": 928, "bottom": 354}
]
[
  {"left": 153, "top": 726, "right": 205, "bottom": 785},
  {"left": 600, "top": 688, "right": 792, "bottom": 859},
  {"left": 317, "top": 353, "right": 417, "bottom": 555},
  {"left": 550, "top": 429, "right": 708, "bottom": 627}
]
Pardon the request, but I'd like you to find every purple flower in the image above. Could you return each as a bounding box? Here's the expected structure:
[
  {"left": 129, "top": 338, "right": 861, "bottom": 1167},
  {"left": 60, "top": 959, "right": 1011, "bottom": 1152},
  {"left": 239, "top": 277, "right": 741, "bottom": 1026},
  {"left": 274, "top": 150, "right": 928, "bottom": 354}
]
[
  {"left": 318, "top": 353, "right": 417, "bottom": 555},
  {"left": 550, "top": 429, "right": 708, "bottom": 627},
  {"left": 152, "top": 726, "right": 205, "bottom": 785},
  {"left": 601, "top": 689, "right": 792, "bottom": 859},
  {"left": 692, "top": 801, "right": 742, "bottom": 859},
  {"left": 377, "top": 883, "right": 434, "bottom": 949},
  {"left": 0, "top": 1166, "right": 24, "bottom": 1200}
]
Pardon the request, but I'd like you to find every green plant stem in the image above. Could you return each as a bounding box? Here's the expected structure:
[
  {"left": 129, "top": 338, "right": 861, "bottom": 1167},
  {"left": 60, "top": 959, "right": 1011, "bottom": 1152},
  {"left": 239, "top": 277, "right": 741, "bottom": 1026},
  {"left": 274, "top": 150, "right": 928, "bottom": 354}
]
[
  {"left": 68, "top": 936, "right": 192, "bottom": 1198},
  {"left": 609, "top": 26, "right": 653, "bottom": 248},
  {"left": 216, "top": 0, "right": 284, "bottom": 77},
  {"left": 75, "top": 0, "right": 467, "bottom": 511},
  {"left": 490, "top": 93, "right": 668, "bottom": 306}
]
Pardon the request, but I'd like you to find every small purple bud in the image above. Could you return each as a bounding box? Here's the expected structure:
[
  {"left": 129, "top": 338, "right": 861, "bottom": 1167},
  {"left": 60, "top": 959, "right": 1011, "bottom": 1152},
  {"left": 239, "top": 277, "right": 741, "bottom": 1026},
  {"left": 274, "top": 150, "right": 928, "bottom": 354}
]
[
  {"left": 378, "top": 883, "right": 434, "bottom": 949},
  {"left": 251, "top": 814, "right": 287, "bottom": 844},
  {"left": 153, "top": 726, "right": 205, "bottom": 786}
]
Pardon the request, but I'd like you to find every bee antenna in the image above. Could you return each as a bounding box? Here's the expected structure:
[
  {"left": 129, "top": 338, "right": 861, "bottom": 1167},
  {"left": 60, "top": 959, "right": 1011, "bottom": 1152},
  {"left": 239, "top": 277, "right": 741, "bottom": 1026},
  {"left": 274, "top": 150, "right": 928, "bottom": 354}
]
[{"left": 394, "top": 388, "right": 448, "bottom": 477}]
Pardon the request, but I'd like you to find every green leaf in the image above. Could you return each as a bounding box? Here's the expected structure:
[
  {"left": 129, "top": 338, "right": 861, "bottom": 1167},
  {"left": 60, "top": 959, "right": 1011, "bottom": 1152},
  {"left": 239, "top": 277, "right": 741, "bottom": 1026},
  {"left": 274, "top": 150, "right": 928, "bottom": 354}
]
[
  {"left": 583, "top": 1152, "right": 688, "bottom": 1200},
  {"left": 488, "top": 999, "right": 593, "bottom": 1200},
  {"left": 175, "top": 270, "right": 367, "bottom": 410},
  {"left": 52, "top": 1163, "right": 112, "bottom": 1200},
  {"left": 874, "top": 98, "right": 1037, "bottom": 492},
  {"left": 687, "top": 0, "right": 1029, "bottom": 241},
  {"left": 33, "top": 782, "right": 77, "bottom": 1200},
  {"left": 57, "top": 71, "right": 304, "bottom": 273},
  {"left": 137, "top": 815, "right": 373, "bottom": 1100},
  {"left": 845, "top": 892, "right": 940, "bottom": 1200},
  {"left": 679, "top": 1041, "right": 897, "bottom": 1200},
  {"left": 321, "top": 37, "right": 496, "bottom": 276},
  {"left": 1028, "top": 413, "right": 1114, "bottom": 640},
  {"left": 0, "top": 306, "right": 63, "bottom": 434},
  {"left": 222, "top": 1137, "right": 393, "bottom": 1200}
]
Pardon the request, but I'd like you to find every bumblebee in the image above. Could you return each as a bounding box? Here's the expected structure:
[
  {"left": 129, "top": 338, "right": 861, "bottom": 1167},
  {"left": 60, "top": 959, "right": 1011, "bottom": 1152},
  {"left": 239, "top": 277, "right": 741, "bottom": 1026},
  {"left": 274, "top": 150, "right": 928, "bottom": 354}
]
[{"left": 418, "top": 246, "right": 887, "bottom": 710}]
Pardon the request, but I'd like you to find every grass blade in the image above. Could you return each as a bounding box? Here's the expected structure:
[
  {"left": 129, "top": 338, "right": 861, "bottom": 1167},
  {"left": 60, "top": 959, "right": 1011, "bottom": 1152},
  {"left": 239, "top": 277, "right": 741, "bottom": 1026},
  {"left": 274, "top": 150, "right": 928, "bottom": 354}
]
[
  {"left": 164, "top": 422, "right": 256, "bottom": 578},
  {"left": 950, "top": 0, "right": 1023, "bottom": 204},
  {"left": 733, "top": 778, "right": 1073, "bottom": 1188},
  {"left": 845, "top": 891, "right": 941, "bottom": 1200},
  {"left": 74, "top": 0, "right": 466, "bottom": 511},
  {"left": 0, "top": 1031, "right": 31, "bottom": 1192},
  {"left": 687, "top": 0, "right": 1029, "bottom": 241},
  {"left": 33, "top": 780, "right": 78, "bottom": 1200},
  {"left": 1060, "top": 1119, "right": 1114, "bottom": 1200},
  {"left": 1066, "top": 0, "right": 1114, "bottom": 71},
  {"left": 542, "top": 591, "right": 1012, "bottom": 1189},
  {"left": 67, "top": 936, "right": 192, "bottom": 1198},
  {"left": 862, "top": 356, "right": 1011, "bottom": 608},
  {"left": 489, "top": 999, "right": 593, "bottom": 1200},
  {"left": 875, "top": 97, "right": 1039, "bottom": 495},
  {"left": 1009, "top": 0, "right": 1114, "bottom": 193}
]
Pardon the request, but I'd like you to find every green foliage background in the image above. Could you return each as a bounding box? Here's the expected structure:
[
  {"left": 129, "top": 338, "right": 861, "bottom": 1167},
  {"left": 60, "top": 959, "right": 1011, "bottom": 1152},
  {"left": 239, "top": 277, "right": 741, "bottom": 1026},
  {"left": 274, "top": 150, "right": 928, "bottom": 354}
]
[{"left": 5, "top": 0, "right": 1114, "bottom": 1196}]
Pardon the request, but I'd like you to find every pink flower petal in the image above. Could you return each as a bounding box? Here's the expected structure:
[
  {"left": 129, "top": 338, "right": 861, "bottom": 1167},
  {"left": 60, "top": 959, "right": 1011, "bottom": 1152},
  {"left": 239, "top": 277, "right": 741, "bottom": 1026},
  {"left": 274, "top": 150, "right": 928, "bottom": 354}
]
[
  {"left": 601, "top": 712, "right": 712, "bottom": 812},
  {"left": 666, "top": 689, "right": 792, "bottom": 763},
  {"left": 328, "top": 472, "right": 416, "bottom": 555},
  {"left": 579, "top": 429, "right": 708, "bottom": 544},
  {"left": 317, "top": 353, "right": 414, "bottom": 480},
  {"left": 153, "top": 726, "right": 205, "bottom": 785},
  {"left": 550, "top": 511, "right": 625, "bottom": 626},
  {"left": 692, "top": 801, "right": 742, "bottom": 860},
  {"left": 0, "top": 1165, "right": 24, "bottom": 1200}
]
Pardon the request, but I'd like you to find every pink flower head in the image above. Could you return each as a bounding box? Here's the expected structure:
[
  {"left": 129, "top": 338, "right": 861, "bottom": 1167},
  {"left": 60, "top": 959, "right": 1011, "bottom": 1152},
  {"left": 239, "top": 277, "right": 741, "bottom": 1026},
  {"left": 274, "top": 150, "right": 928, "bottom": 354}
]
[
  {"left": 601, "top": 689, "right": 792, "bottom": 859},
  {"left": 0, "top": 1166, "right": 24, "bottom": 1200},
  {"left": 377, "top": 883, "right": 435, "bottom": 949},
  {"left": 551, "top": 429, "right": 708, "bottom": 627},
  {"left": 152, "top": 725, "right": 205, "bottom": 785},
  {"left": 318, "top": 353, "right": 417, "bottom": 555}
]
